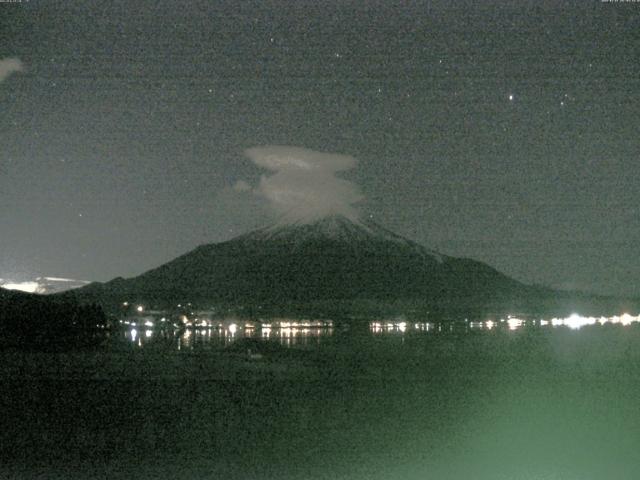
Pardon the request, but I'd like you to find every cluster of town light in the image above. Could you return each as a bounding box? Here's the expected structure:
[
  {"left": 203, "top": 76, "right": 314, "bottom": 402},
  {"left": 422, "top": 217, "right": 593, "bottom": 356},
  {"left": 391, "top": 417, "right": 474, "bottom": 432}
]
[
  {"left": 125, "top": 320, "right": 335, "bottom": 347},
  {"left": 121, "top": 308, "right": 337, "bottom": 346},
  {"left": 499, "top": 313, "right": 640, "bottom": 331},
  {"left": 370, "top": 313, "right": 640, "bottom": 334},
  {"left": 121, "top": 303, "right": 640, "bottom": 347}
]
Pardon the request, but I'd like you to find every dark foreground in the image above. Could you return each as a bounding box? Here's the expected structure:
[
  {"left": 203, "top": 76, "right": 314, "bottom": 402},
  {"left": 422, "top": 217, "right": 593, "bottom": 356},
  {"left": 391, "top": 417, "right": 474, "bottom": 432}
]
[{"left": 3, "top": 325, "right": 640, "bottom": 479}]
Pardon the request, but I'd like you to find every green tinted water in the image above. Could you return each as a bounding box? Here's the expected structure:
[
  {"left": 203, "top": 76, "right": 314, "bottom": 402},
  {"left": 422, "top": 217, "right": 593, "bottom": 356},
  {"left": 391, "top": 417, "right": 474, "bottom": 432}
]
[{"left": 2, "top": 324, "right": 640, "bottom": 479}]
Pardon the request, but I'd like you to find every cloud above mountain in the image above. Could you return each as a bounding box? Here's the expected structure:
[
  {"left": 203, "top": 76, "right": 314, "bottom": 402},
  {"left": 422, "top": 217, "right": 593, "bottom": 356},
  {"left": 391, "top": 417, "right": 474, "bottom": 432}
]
[
  {"left": 0, "top": 58, "right": 23, "bottom": 83},
  {"left": 243, "top": 145, "right": 364, "bottom": 223},
  {"left": 232, "top": 179, "right": 251, "bottom": 192}
]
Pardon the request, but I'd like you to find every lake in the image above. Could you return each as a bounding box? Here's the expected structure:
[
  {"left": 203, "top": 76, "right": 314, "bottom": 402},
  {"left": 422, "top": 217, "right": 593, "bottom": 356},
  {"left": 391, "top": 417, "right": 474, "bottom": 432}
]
[{"left": 2, "top": 314, "right": 640, "bottom": 479}]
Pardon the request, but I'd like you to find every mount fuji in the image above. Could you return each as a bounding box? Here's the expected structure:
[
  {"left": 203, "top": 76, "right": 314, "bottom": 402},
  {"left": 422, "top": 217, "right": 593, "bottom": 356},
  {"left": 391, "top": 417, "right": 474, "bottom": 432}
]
[{"left": 69, "top": 214, "right": 548, "bottom": 316}]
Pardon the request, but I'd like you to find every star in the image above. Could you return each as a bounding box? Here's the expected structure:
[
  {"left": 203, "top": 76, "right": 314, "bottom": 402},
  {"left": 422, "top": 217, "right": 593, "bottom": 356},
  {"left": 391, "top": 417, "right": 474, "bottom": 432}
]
[{"left": 508, "top": 94, "right": 514, "bottom": 101}]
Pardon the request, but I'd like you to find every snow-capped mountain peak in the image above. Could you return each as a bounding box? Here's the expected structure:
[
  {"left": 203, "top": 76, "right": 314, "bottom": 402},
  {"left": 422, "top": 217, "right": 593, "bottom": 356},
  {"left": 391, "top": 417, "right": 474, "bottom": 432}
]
[
  {"left": 260, "top": 214, "right": 372, "bottom": 240},
  {"left": 237, "top": 214, "right": 445, "bottom": 263}
]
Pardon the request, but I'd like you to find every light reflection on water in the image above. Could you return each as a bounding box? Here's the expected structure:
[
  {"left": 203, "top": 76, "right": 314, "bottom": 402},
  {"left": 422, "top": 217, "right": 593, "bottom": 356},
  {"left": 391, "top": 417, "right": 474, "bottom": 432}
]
[
  {"left": 370, "top": 313, "right": 640, "bottom": 335},
  {"left": 122, "top": 322, "right": 335, "bottom": 349},
  {"left": 122, "top": 313, "right": 640, "bottom": 349}
]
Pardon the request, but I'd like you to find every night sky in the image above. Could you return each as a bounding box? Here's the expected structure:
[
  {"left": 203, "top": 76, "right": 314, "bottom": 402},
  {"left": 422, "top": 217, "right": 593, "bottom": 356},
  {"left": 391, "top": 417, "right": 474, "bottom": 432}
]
[{"left": 1, "top": 1, "right": 639, "bottom": 296}]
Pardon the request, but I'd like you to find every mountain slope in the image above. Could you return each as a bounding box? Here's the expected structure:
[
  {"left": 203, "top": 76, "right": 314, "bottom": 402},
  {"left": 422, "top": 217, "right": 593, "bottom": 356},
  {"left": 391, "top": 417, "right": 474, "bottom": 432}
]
[{"left": 72, "top": 215, "right": 530, "bottom": 313}]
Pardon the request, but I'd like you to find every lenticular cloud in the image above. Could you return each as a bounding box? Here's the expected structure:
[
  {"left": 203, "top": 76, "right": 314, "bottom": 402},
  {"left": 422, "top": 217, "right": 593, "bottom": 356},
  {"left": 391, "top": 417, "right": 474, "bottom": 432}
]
[
  {"left": 0, "top": 58, "right": 23, "bottom": 83},
  {"left": 243, "top": 146, "right": 364, "bottom": 224}
]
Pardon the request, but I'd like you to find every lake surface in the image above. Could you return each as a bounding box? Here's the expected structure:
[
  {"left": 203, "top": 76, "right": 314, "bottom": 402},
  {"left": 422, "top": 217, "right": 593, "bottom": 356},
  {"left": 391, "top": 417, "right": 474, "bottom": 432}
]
[{"left": 3, "top": 314, "right": 640, "bottom": 479}]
